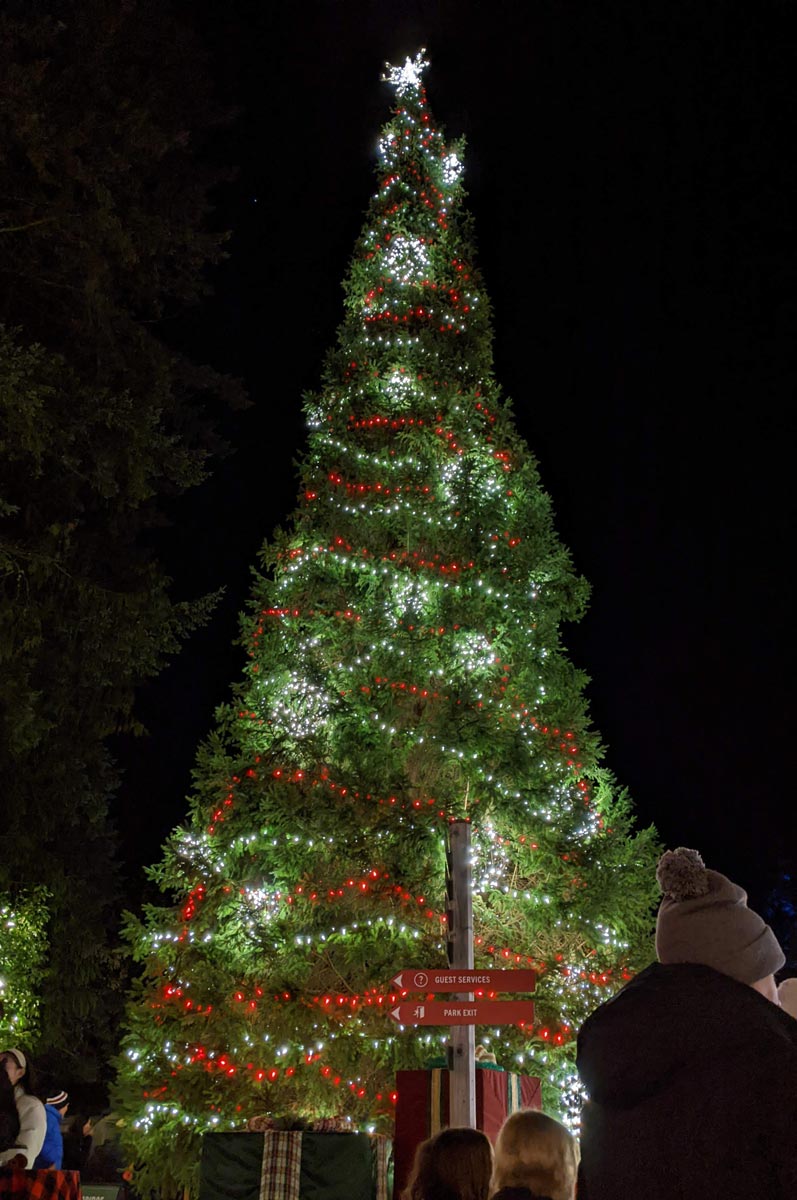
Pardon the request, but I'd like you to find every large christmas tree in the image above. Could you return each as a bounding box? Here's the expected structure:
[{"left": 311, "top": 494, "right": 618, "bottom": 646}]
[{"left": 117, "top": 52, "right": 659, "bottom": 1195}]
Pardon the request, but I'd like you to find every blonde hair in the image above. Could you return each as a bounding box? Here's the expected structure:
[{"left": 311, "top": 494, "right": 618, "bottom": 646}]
[
  {"left": 403, "top": 1126, "right": 494, "bottom": 1200},
  {"left": 490, "top": 1109, "right": 579, "bottom": 1200}
]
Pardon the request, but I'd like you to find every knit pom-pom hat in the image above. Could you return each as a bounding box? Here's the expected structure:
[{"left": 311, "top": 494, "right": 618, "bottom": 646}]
[{"left": 655, "top": 847, "right": 784, "bottom": 984}]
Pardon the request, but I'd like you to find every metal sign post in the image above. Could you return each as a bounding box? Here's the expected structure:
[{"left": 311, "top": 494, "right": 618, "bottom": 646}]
[{"left": 446, "top": 819, "right": 475, "bottom": 1127}]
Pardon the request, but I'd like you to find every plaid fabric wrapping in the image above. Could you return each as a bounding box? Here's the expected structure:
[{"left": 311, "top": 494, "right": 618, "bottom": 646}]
[
  {"left": 372, "top": 1135, "right": 390, "bottom": 1200},
  {"left": 0, "top": 1168, "right": 81, "bottom": 1198},
  {"left": 199, "top": 1130, "right": 392, "bottom": 1200},
  {"left": 260, "top": 1131, "right": 303, "bottom": 1200}
]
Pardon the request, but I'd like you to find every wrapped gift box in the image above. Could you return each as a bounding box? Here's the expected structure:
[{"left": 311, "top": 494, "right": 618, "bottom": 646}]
[
  {"left": 393, "top": 1068, "right": 541, "bottom": 1199},
  {"left": 199, "top": 1131, "right": 392, "bottom": 1200}
]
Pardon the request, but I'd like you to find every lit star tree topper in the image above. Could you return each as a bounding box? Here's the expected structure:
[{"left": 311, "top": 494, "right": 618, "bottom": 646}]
[
  {"left": 381, "top": 48, "right": 431, "bottom": 96},
  {"left": 114, "top": 51, "right": 660, "bottom": 1198}
]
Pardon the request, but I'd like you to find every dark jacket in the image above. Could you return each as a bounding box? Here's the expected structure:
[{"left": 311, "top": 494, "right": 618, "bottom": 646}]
[{"left": 576, "top": 962, "right": 797, "bottom": 1199}]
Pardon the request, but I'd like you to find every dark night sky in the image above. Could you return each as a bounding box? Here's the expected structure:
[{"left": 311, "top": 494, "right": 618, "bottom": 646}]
[{"left": 115, "top": 0, "right": 797, "bottom": 925}]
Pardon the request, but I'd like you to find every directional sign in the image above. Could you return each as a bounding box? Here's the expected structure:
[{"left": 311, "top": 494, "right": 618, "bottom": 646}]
[
  {"left": 389, "top": 999, "right": 534, "bottom": 1026},
  {"left": 391, "top": 969, "right": 536, "bottom": 994}
]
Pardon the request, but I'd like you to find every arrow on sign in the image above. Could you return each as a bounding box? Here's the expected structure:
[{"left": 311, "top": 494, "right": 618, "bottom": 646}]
[
  {"left": 391, "top": 968, "right": 536, "bottom": 993},
  {"left": 389, "top": 999, "right": 534, "bottom": 1026}
]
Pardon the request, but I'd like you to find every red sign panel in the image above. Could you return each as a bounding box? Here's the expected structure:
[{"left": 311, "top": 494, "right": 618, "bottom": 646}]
[
  {"left": 389, "top": 999, "right": 534, "bottom": 1027},
  {"left": 391, "top": 969, "right": 536, "bottom": 994}
]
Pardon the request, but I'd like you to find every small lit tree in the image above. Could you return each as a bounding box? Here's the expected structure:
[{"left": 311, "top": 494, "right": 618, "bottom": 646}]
[
  {"left": 116, "top": 52, "right": 659, "bottom": 1197},
  {"left": 0, "top": 888, "right": 49, "bottom": 1047}
]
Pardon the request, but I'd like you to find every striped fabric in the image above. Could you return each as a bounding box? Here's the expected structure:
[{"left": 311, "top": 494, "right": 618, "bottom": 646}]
[
  {"left": 429, "top": 1070, "right": 444, "bottom": 1137},
  {"left": 260, "top": 1131, "right": 303, "bottom": 1200},
  {"left": 372, "top": 1135, "right": 391, "bottom": 1200},
  {"left": 507, "top": 1073, "right": 521, "bottom": 1112}
]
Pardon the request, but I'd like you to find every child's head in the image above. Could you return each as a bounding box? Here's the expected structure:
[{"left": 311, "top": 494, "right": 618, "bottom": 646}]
[
  {"left": 491, "top": 1110, "right": 579, "bottom": 1200},
  {"left": 47, "top": 1089, "right": 70, "bottom": 1115},
  {"left": 404, "top": 1126, "right": 494, "bottom": 1200}
]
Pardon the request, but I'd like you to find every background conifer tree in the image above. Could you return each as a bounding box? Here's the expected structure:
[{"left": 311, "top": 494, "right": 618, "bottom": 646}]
[
  {"left": 117, "top": 53, "right": 659, "bottom": 1196},
  {"left": 0, "top": 0, "right": 241, "bottom": 1080}
]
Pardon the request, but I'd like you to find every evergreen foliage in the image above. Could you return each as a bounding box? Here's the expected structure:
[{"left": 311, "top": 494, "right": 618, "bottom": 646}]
[
  {"left": 0, "top": 888, "right": 49, "bottom": 1047},
  {"left": 0, "top": 0, "right": 241, "bottom": 1079},
  {"left": 116, "top": 54, "right": 659, "bottom": 1196}
]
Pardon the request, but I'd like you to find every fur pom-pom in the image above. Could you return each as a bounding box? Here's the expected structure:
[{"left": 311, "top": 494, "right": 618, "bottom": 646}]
[{"left": 656, "top": 847, "right": 709, "bottom": 900}]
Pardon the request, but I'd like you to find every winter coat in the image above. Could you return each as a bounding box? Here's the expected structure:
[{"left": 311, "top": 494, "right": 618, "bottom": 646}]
[
  {"left": 576, "top": 962, "right": 797, "bottom": 1199},
  {"left": 34, "top": 1103, "right": 64, "bottom": 1169},
  {"left": 0, "top": 1084, "right": 46, "bottom": 1168}
]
